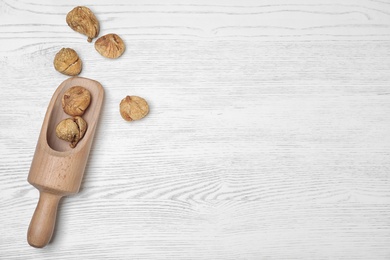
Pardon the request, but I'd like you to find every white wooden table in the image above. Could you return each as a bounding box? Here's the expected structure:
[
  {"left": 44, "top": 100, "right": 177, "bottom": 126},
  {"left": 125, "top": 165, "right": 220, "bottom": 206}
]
[{"left": 1, "top": 0, "right": 390, "bottom": 259}]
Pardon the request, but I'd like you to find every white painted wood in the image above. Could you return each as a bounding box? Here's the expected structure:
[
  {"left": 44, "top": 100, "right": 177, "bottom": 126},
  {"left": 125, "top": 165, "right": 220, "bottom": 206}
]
[{"left": 1, "top": 0, "right": 390, "bottom": 259}]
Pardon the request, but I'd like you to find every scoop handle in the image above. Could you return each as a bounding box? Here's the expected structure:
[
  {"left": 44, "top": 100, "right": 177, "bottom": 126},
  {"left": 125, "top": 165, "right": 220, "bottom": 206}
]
[{"left": 27, "top": 191, "right": 62, "bottom": 248}]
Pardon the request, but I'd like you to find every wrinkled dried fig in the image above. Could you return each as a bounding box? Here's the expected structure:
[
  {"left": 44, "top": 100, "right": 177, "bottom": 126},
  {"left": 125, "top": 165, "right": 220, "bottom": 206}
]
[
  {"left": 66, "top": 6, "right": 99, "bottom": 42},
  {"left": 55, "top": 116, "right": 87, "bottom": 148},
  {"left": 95, "top": 33, "right": 125, "bottom": 59},
  {"left": 62, "top": 86, "right": 91, "bottom": 116},
  {"left": 120, "top": 96, "right": 149, "bottom": 121},
  {"left": 53, "top": 48, "right": 82, "bottom": 76}
]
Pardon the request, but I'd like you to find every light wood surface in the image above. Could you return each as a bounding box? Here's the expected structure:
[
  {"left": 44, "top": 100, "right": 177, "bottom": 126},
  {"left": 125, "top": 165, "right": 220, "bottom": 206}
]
[{"left": 1, "top": 0, "right": 390, "bottom": 259}]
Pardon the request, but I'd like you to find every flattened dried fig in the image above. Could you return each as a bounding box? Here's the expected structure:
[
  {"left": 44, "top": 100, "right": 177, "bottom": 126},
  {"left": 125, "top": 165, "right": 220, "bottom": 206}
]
[
  {"left": 66, "top": 6, "right": 99, "bottom": 42},
  {"left": 53, "top": 48, "right": 82, "bottom": 76},
  {"left": 95, "top": 33, "right": 125, "bottom": 59},
  {"left": 120, "top": 96, "right": 149, "bottom": 121},
  {"left": 62, "top": 86, "right": 91, "bottom": 116}
]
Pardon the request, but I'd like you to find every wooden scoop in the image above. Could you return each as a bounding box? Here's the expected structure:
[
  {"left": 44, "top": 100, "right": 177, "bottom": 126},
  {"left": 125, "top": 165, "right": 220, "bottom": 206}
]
[{"left": 27, "top": 77, "right": 104, "bottom": 248}]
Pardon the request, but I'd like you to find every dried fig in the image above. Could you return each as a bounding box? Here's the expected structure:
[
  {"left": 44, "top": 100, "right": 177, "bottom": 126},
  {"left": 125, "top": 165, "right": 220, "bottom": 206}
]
[
  {"left": 53, "top": 48, "right": 82, "bottom": 76},
  {"left": 95, "top": 33, "right": 125, "bottom": 59},
  {"left": 120, "top": 96, "right": 149, "bottom": 121},
  {"left": 55, "top": 116, "right": 87, "bottom": 148},
  {"left": 62, "top": 86, "right": 91, "bottom": 116},
  {"left": 66, "top": 6, "right": 99, "bottom": 42}
]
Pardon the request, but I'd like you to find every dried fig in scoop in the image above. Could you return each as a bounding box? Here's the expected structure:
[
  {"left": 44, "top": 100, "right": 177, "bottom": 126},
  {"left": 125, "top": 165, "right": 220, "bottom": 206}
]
[
  {"left": 55, "top": 116, "right": 87, "bottom": 148},
  {"left": 62, "top": 86, "right": 91, "bottom": 116}
]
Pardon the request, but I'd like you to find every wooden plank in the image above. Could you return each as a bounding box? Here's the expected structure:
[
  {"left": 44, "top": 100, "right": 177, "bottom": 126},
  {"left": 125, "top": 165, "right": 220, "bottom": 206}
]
[
  {"left": 2, "top": 198, "right": 390, "bottom": 259},
  {"left": 1, "top": 0, "right": 390, "bottom": 258}
]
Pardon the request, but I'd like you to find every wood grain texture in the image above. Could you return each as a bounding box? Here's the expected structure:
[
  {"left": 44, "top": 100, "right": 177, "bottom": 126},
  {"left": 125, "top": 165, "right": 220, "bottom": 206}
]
[{"left": 1, "top": 0, "right": 390, "bottom": 259}]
